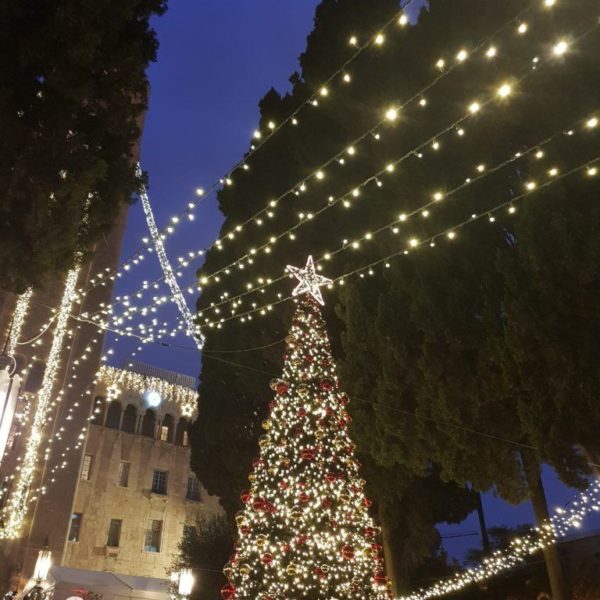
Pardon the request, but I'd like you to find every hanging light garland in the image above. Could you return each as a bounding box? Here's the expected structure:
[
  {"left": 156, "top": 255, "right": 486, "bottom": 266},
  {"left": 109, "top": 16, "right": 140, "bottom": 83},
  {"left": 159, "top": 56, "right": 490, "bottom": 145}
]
[
  {"left": 398, "top": 480, "right": 600, "bottom": 599},
  {"left": 138, "top": 169, "right": 205, "bottom": 349},
  {"left": 80, "top": 0, "right": 423, "bottom": 296},
  {"left": 95, "top": 0, "right": 547, "bottom": 321},
  {"left": 6, "top": 289, "right": 33, "bottom": 359},
  {"left": 109, "top": 12, "right": 596, "bottom": 333},
  {"left": 203, "top": 155, "right": 599, "bottom": 329},
  {"left": 0, "top": 265, "right": 81, "bottom": 539},
  {"left": 197, "top": 110, "right": 598, "bottom": 324}
]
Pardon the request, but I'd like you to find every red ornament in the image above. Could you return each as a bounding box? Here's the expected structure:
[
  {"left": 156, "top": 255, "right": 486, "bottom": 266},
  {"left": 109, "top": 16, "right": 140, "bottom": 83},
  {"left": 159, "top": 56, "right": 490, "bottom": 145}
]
[
  {"left": 221, "top": 584, "right": 237, "bottom": 600},
  {"left": 268, "top": 401, "right": 275, "bottom": 411},
  {"left": 296, "top": 534, "right": 308, "bottom": 545},
  {"left": 373, "top": 572, "right": 388, "bottom": 586},
  {"left": 314, "top": 567, "right": 326, "bottom": 579},
  {"left": 283, "top": 543, "right": 291, "bottom": 553},
  {"left": 325, "top": 473, "right": 336, "bottom": 483},
  {"left": 298, "top": 492, "right": 310, "bottom": 503},
  {"left": 240, "top": 525, "right": 251, "bottom": 536},
  {"left": 320, "top": 379, "right": 334, "bottom": 391},
  {"left": 252, "top": 457, "right": 264, "bottom": 469},
  {"left": 276, "top": 382, "right": 289, "bottom": 395},
  {"left": 325, "top": 407, "right": 334, "bottom": 416},
  {"left": 305, "top": 355, "right": 314, "bottom": 363},
  {"left": 322, "top": 498, "right": 332, "bottom": 509},
  {"left": 338, "top": 419, "right": 347, "bottom": 429},
  {"left": 298, "top": 408, "right": 307, "bottom": 418},
  {"left": 240, "top": 490, "right": 251, "bottom": 504},
  {"left": 261, "top": 553, "right": 273, "bottom": 565},
  {"left": 364, "top": 527, "right": 376, "bottom": 538},
  {"left": 363, "top": 497, "right": 373, "bottom": 508},
  {"left": 341, "top": 544, "right": 355, "bottom": 560},
  {"left": 301, "top": 448, "right": 315, "bottom": 461},
  {"left": 339, "top": 394, "right": 350, "bottom": 406},
  {"left": 279, "top": 481, "right": 289, "bottom": 490}
]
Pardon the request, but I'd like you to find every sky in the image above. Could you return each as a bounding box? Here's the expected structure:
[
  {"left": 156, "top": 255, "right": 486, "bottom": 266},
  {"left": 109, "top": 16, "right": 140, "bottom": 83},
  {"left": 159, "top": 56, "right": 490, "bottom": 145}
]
[{"left": 107, "top": 1, "right": 600, "bottom": 563}]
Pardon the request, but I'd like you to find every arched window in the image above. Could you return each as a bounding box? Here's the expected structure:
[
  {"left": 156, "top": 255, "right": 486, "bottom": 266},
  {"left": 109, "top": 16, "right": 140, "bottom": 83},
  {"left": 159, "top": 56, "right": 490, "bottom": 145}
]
[
  {"left": 175, "top": 418, "right": 188, "bottom": 446},
  {"left": 90, "top": 397, "right": 106, "bottom": 425},
  {"left": 105, "top": 401, "right": 122, "bottom": 430},
  {"left": 160, "top": 414, "right": 174, "bottom": 443},
  {"left": 122, "top": 404, "right": 137, "bottom": 434},
  {"left": 141, "top": 409, "right": 156, "bottom": 438}
]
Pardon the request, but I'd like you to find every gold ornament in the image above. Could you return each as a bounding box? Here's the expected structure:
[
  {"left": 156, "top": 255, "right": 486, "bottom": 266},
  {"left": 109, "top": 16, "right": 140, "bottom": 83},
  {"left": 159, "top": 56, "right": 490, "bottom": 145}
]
[
  {"left": 262, "top": 419, "right": 271, "bottom": 430},
  {"left": 258, "top": 434, "right": 271, "bottom": 449},
  {"left": 286, "top": 563, "right": 299, "bottom": 577}
]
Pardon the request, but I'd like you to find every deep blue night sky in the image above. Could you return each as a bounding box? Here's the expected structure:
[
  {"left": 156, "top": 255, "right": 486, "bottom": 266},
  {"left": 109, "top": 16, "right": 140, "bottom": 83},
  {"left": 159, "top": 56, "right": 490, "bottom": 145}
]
[{"left": 106, "top": 1, "right": 600, "bottom": 562}]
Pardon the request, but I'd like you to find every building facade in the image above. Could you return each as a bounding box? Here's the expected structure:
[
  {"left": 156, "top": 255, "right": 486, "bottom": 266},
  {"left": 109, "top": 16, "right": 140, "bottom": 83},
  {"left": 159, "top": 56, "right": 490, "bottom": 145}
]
[{"left": 61, "top": 362, "right": 222, "bottom": 580}]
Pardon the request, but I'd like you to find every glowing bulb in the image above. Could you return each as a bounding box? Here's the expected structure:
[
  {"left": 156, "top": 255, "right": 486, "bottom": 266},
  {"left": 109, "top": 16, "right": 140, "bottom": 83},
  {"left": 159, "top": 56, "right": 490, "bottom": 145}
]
[
  {"left": 419, "top": 97, "right": 427, "bottom": 107},
  {"left": 525, "top": 181, "right": 537, "bottom": 190},
  {"left": 553, "top": 40, "right": 568, "bottom": 56},
  {"left": 436, "top": 58, "right": 445, "bottom": 70},
  {"left": 319, "top": 87, "right": 329, "bottom": 97},
  {"left": 586, "top": 117, "right": 598, "bottom": 129},
  {"left": 349, "top": 35, "right": 358, "bottom": 46},
  {"left": 433, "top": 191, "right": 444, "bottom": 201},
  {"left": 518, "top": 22, "right": 528, "bottom": 34},
  {"left": 385, "top": 107, "right": 399, "bottom": 121},
  {"left": 253, "top": 130, "right": 261, "bottom": 139},
  {"left": 587, "top": 166, "right": 598, "bottom": 176},
  {"left": 375, "top": 33, "right": 385, "bottom": 45},
  {"left": 347, "top": 146, "right": 356, "bottom": 155},
  {"left": 486, "top": 46, "right": 497, "bottom": 59},
  {"left": 409, "top": 238, "right": 419, "bottom": 248},
  {"left": 343, "top": 73, "right": 351, "bottom": 83},
  {"left": 398, "top": 14, "right": 408, "bottom": 26},
  {"left": 456, "top": 49, "right": 468, "bottom": 62},
  {"left": 548, "top": 168, "right": 559, "bottom": 176},
  {"left": 497, "top": 83, "right": 512, "bottom": 98},
  {"left": 447, "top": 231, "right": 456, "bottom": 240},
  {"left": 544, "top": 0, "right": 556, "bottom": 6},
  {"left": 469, "top": 101, "right": 481, "bottom": 114}
]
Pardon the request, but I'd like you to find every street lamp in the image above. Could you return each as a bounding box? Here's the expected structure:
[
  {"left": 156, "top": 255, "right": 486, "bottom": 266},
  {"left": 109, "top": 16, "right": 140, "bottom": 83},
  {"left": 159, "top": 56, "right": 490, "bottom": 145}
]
[
  {"left": 25, "top": 549, "right": 52, "bottom": 600},
  {"left": 178, "top": 569, "right": 194, "bottom": 599}
]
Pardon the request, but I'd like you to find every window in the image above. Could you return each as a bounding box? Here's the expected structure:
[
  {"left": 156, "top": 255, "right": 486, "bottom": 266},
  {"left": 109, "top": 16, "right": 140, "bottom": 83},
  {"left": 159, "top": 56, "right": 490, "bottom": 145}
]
[
  {"left": 144, "top": 519, "right": 162, "bottom": 552},
  {"left": 107, "top": 519, "right": 122, "bottom": 547},
  {"left": 68, "top": 513, "right": 82, "bottom": 542},
  {"left": 160, "top": 425, "right": 169, "bottom": 442},
  {"left": 186, "top": 476, "right": 200, "bottom": 501},
  {"left": 182, "top": 430, "right": 189, "bottom": 447},
  {"left": 152, "top": 470, "right": 168, "bottom": 495},
  {"left": 81, "top": 455, "right": 93, "bottom": 480},
  {"left": 118, "top": 462, "right": 130, "bottom": 487}
]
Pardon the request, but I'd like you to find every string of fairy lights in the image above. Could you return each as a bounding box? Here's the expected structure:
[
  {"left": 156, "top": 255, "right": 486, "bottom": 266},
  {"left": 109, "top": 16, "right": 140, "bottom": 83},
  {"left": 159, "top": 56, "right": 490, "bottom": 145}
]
[
  {"left": 398, "top": 480, "right": 600, "bottom": 600},
  {"left": 1, "top": 0, "right": 599, "bottom": 595},
  {"left": 195, "top": 111, "right": 598, "bottom": 325},
  {"left": 200, "top": 154, "right": 599, "bottom": 328},
  {"left": 78, "top": 0, "right": 422, "bottom": 298},
  {"left": 94, "top": 0, "right": 541, "bottom": 325},
  {"left": 105, "top": 8, "right": 596, "bottom": 333}
]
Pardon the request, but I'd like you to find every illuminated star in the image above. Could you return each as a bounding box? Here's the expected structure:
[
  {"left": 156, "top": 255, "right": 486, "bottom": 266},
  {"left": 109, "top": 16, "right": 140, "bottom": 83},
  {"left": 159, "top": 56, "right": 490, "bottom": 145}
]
[{"left": 286, "top": 255, "right": 332, "bottom": 305}]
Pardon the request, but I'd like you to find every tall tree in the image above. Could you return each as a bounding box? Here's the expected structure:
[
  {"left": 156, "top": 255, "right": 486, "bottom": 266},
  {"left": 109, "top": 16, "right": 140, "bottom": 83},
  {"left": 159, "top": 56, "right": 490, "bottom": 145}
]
[
  {"left": 193, "top": 0, "right": 600, "bottom": 595},
  {"left": 0, "top": 0, "right": 167, "bottom": 292}
]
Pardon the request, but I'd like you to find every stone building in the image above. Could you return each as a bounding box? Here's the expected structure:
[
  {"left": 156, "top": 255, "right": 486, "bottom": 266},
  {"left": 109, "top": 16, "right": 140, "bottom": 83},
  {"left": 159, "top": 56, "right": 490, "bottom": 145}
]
[{"left": 59, "top": 361, "right": 222, "bottom": 580}]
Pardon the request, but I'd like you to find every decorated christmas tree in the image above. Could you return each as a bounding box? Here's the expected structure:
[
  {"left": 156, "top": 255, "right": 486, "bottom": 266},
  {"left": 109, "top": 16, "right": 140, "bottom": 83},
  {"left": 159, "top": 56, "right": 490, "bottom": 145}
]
[{"left": 221, "top": 256, "right": 391, "bottom": 600}]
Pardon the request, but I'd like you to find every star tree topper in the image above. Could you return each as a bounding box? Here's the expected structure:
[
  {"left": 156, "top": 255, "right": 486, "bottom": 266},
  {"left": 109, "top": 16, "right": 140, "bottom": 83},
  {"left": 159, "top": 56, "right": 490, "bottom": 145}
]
[{"left": 286, "top": 255, "right": 332, "bottom": 305}]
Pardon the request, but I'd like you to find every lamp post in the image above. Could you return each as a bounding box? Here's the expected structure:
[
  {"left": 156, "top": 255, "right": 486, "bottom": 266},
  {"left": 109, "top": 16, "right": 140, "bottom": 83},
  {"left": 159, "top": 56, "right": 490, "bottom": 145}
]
[
  {"left": 25, "top": 549, "right": 52, "bottom": 600},
  {"left": 178, "top": 569, "right": 194, "bottom": 600},
  {"left": 169, "top": 569, "right": 194, "bottom": 600}
]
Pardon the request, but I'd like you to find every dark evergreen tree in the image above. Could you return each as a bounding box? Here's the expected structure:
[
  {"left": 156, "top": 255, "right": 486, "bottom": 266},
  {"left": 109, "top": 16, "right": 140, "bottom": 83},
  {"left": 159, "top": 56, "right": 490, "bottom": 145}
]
[
  {"left": 192, "top": 0, "right": 600, "bottom": 595},
  {"left": 0, "top": 0, "right": 166, "bottom": 291}
]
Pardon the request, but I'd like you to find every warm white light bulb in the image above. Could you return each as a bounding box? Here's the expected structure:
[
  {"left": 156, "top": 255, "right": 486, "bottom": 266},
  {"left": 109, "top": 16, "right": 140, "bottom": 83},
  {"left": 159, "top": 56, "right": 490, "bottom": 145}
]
[
  {"left": 497, "top": 83, "right": 512, "bottom": 98},
  {"left": 385, "top": 107, "right": 399, "bottom": 121},
  {"left": 398, "top": 14, "right": 408, "bottom": 26},
  {"left": 518, "top": 22, "right": 528, "bottom": 34},
  {"left": 456, "top": 49, "right": 468, "bottom": 62},
  {"left": 436, "top": 58, "right": 445, "bottom": 70},
  {"left": 486, "top": 46, "right": 497, "bottom": 59},
  {"left": 349, "top": 35, "right": 358, "bottom": 46},
  {"left": 553, "top": 40, "right": 568, "bottom": 56},
  {"left": 374, "top": 33, "right": 385, "bottom": 46},
  {"left": 469, "top": 101, "right": 481, "bottom": 114},
  {"left": 586, "top": 117, "right": 598, "bottom": 129}
]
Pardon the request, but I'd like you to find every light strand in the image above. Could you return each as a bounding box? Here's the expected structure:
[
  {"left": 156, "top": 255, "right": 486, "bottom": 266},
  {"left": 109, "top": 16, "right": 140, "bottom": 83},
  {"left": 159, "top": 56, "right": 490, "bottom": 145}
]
[{"left": 6, "top": 289, "right": 34, "bottom": 358}]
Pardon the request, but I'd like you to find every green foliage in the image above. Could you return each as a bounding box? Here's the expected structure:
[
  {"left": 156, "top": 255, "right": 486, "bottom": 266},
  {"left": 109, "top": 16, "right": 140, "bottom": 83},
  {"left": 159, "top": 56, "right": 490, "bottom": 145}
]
[
  {"left": 0, "top": 0, "right": 166, "bottom": 292},
  {"left": 173, "top": 514, "right": 235, "bottom": 600},
  {"left": 192, "top": 0, "right": 600, "bottom": 589}
]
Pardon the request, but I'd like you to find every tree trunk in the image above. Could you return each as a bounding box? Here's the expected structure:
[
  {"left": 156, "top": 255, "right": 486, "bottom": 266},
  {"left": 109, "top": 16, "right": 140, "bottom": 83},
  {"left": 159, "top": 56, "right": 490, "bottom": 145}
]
[
  {"left": 378, "top": 505, "right": 400, "bottom": 597},
  {"left": 474, "top": 490, "right": 491, "bottom": 555},
  {"left": 520, "top": 451, "right": 570, "bottom": 600}
]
